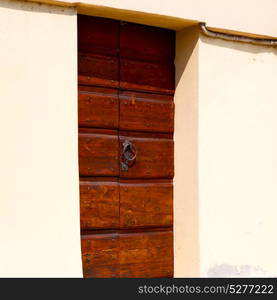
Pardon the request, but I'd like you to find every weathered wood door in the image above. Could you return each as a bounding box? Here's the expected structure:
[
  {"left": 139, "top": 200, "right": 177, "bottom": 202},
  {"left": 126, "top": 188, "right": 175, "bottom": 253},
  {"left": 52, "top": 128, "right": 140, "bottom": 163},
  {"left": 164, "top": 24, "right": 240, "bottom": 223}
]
[{"left": 78, "top": 15, "right": 175, "bottom": 278}]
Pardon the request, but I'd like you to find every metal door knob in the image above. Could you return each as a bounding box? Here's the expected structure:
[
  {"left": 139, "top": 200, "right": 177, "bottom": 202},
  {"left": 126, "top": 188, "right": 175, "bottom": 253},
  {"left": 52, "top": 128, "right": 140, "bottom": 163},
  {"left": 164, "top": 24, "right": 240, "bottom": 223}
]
[{"left": 121, "top": 140, "right": 137, "bottom": 171}]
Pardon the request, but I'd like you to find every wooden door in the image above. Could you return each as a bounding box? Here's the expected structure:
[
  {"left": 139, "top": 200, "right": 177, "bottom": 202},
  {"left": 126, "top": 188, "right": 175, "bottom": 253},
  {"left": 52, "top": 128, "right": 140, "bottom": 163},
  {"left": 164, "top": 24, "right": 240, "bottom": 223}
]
[{"left": 78, "top": 15, "right": 175, "bottom": 278}]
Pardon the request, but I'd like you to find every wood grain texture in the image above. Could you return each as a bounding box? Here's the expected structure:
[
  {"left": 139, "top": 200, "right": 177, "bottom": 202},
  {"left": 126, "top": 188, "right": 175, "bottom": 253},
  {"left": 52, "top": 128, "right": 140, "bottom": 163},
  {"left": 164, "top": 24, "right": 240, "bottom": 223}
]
[
  {"left": 120, "top": 59, "right": 174, "bottom": 94},
  {"left": 81, "top": 233, "right": 119, "bottom": 278},
  {"left": 78, "top": 14, "right": 118, "bottom": 56},
  {"left": 78, "top": 86, "right": 118, "bottom": 129},
  {"left": 120, "top": 21, "right": 175, "bottom": 62},
  {"left": 81, "top": 230, "right": 173, "bottom": 278},
  {"left": 119, "top": 91, "right": 174, "bottom": 133},
  {"left": 79, "top": 129, "right": 119, "bottom": 176},
  {"left": 120, "top": 180, "right": 173, "bottom": 228},
  {"left": 78, "top": 15, "right": 175, "bottom": 278},
  {"left": 119, "top": 21, "right": 175, "bottom": 94},
  {"left": 119, "top": 230, "right": 173, "bottom": 278},
  {"left": 80, "top": 178, "right": 119, "bottom": 230},
  {"left": 78, "top": 52, "right": 119, "bottom": 88},
  {"left": 119, "top": 133, "right": 174, "bottom": 179}
]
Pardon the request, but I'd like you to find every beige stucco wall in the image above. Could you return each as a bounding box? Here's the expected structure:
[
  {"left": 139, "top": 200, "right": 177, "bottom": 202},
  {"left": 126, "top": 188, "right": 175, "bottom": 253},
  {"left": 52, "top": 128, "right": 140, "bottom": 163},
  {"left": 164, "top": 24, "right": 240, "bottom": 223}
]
[
  {"left": 175, "top": 27, "right": 277, "bottom": 277},
  {"left": 0, "top": 0, "right": 82, "bottom": 276},
  {"left": 1, "top": 0, "right": 277, "bottom": 278},
  {"left": 28, "top": 0, "right": 277, "bottom": 38},
  {"left": 198, "top": 37, "right": 277, "bottom": 277}
]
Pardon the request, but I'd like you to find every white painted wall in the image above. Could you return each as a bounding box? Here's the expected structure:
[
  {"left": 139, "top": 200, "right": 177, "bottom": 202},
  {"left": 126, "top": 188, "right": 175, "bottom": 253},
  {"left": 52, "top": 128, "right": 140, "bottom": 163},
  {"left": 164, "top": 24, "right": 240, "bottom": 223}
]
[
  {"left": 198, "top": 36, "right": 277, "bottom": 277},
  {"left": 0, "top": 1, "right": 82, "bottom": 276}
]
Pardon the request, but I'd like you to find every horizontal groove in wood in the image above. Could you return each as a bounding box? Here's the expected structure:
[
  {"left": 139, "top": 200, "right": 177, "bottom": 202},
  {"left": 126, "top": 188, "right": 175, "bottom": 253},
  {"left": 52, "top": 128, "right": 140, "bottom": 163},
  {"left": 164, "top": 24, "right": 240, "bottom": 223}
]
[
  {"left": 79, "top": 174, "right": 119, "bottom": 179},
  {"left": 81, "top": 229, "right": 173, "bottom": 278},
  {"left": 81, "top": 226, "right": 173, "bottom": 236},
  {"left": 78, "top": 52, "right": 119, "bottom": 88},
  {"left": 120, "top": 58, "right": 174, "bottom": 94},
  {"left": 79, "top": 126, "right": 174, "bottom": 136},
  {"left": 78, "top": 128, "right": 118, "bottom": 135},
  {"left": 78, "top": 83, "right": 175, "bottom": 97},
  {"left": 119, "top": 178, "right": 173, "bottom": 184},
  {"left": 119, "top": 90, "right": 173, "bottom": 101},
  {"left": 119, "top": 130, "right": 173, "bottom": 139},
  {"left": 78, "top": 82, "right": 175, "bottom": 96},
  {"left": 81, "top": 231, "right": 119, "bottom": 278},
  {"left": 78, "top": 86, "right": 118, "bottom": 95},
  {"left": 80, "top": 178, "right": 172, "bottom": 230},
  {"left": 119, "top": 22, "right": 176, "bottom": 95},
  {"left": 80, "top": 177, "right": 118, "bottom": 182}
]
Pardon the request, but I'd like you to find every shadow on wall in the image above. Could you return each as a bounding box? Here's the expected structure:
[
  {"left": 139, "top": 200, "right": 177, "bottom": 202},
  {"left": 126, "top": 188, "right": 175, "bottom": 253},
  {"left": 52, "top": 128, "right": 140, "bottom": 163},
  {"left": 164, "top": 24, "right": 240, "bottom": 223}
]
[
  {"left": 175, "top": 25, "right": 199, "bottom": 87},
  {"left": 174, "top": 24, "right": 199, "bottom": 277}
]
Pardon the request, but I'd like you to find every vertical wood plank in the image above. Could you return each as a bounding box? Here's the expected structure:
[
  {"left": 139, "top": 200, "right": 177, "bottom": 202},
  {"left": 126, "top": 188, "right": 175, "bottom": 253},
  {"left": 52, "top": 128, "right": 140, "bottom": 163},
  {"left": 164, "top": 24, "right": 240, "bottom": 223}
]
[
  {"left": 78, "top": 86, "right": 119, "bottom": 129},
  {"left": 81, "top": 233, "right": 119, "bottom": 278},
  {"left": 120, "top": 180, "right": 173, "bottom": 228},
  {"left": 79, "top": 129, "right": 119, "bottom": 176},
  {"left": 80, "top": 178, "right": 119, "bottom": 230}
]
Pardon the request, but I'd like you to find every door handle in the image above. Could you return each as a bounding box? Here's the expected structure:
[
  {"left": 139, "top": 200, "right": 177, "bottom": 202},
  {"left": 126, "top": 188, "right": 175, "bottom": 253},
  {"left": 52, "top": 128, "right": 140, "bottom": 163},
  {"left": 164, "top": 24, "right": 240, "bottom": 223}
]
[{"left": 121, "top": 140, "right": 137, "bottom": 171}]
